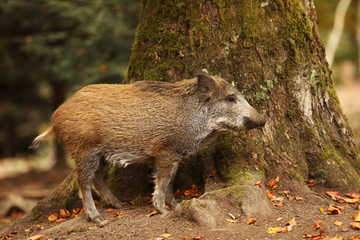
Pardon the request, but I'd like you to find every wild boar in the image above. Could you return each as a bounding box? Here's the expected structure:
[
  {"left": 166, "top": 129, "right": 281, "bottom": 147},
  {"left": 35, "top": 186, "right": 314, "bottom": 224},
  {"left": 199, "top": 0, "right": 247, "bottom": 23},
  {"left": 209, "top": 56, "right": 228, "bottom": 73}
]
[{"left": 30, "top": 72, "right": 266, "bottom": 224}]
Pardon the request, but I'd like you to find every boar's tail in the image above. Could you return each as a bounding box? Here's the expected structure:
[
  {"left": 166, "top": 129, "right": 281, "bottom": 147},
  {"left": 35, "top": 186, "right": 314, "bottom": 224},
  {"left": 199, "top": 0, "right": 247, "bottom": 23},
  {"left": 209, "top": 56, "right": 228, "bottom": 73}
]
[{"left": 29, "top": 127, "right": 54, "bottom": 149}]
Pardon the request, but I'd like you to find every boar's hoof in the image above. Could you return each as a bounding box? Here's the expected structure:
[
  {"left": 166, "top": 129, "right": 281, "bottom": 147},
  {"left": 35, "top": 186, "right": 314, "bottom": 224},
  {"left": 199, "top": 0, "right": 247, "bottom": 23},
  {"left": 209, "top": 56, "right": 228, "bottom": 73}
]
[
  {"left": 98, "top": 219, "right": 108, "bottom": 227},
  {"left": 91, "top": 215, "right": 107, "bottom": 225}
]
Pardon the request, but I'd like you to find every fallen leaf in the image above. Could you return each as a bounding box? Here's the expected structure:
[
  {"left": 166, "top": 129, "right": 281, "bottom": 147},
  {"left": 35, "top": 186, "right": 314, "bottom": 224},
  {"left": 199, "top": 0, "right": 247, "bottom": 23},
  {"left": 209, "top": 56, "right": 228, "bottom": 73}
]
[
  {"left": 48, "top": 213, "right": 58, "bottom": 222},
  {"left": 312, "top": 219, "right": 322, "bottom": 231},
  {"left": 59, "top": 209, "right": 70, "bottom": 218},
  {"left": 182, "top": 237, "right": 203, "bottom": 240},
  {"left": 327, "top": 205, "right": 342, "bottom": 215},
  {"left": 334, "top": 221, "right": 343, "bottom": 226},
  {"left": 191, "top": 237, "right": 203, "bottom": 240},
  {"left": 283, "top": 190, "right": 294, "bottom": 201},
  {"left": 326, "top": 190, "right": 343, "bottom": 201},
  {"left": 346, "top": 193, "right": 360, "bottom": 199},
  {"left": 348, "top": 236, "right": 360, "bottom": 240},
  {"left": 146, "top": 210, "right": 159, "bottom": 217},
  {"left": 113, "top": 211, "right": 123, "bottom": 217},
  {"left": 303, "top": 229, "right": 325, "bottom": 239},
  {"left": 208, "top": 169, "right": 217, "bottom": 177},
  {"left": 267, "top": 227, "right": 282, "bottom": 234},
  {"left": 266, "top": 190, "right": 276, "bottom": 200},
  {"left": 295, "top": 196, "right": 304, "bottom": 200},
  {"left": 247, "top": 218, "right": 256, "bottom": 225},
  {"left": 226, "top": 219, "right": 238, "bottom": 223},
  {"left": 354, "top": 210, "right": 360, "bottom": 222},
  {"left": 36, "top": 225, "right": 44, "bottom": 230},
  {"left": 307, "top": 179, "right": 316, "bottom": 187},
  {"left": 27, "top": 235, "right": 44, "bottom": 240},
  {"left": 94, "top": 200, "right": 100, "bottom": 205},
  {"left": 320, "top": 207, "right": 326, "bottom": 215},
  {"left": 282, "top": 217, "right": 296, "bottom": 232},
  {"left": 144, "top": 197, "right": 153, "bottom": 205},
  {"left": 174, "top": 189, "right": 185, "bottom": 198},
  {"left": 160, "top": 233, "right": 172, "bottom": 238},
  {"left": 55, "top": 218, "right": 65, "bottom": 223},
  {"left": 286, "top": 217, "right": 297, "bottom": 227},
  {"left": 350, "top": 222, "right": 360, "bottom": 230},
  {"left": 267, "top": 176, "right": 280, "bottom": 188},
  {"left": 343, "top": 198, "right": 360, "bottom": 204},
  {"left": 106, "top": 208, "right": 114, "bottom": 212},
  {"left": 255, "top": 181, "right": 262, "bottom": 188},
  {"left": 272, "top": 196, "right": 284, "bottom": 207}
]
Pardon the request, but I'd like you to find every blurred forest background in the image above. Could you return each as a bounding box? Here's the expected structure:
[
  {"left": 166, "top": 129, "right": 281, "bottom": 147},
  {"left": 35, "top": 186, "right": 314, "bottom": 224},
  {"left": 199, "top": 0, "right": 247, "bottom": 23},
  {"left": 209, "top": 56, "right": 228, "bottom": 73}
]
[{"left": 0, "top": 0, "right": 359, "bottom": 176}]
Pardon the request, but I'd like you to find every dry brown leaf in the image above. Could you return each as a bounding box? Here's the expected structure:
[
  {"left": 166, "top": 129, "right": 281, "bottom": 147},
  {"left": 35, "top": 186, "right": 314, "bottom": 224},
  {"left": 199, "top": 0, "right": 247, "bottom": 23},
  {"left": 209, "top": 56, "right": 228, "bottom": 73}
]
[
  {"left": 295, "top": 196, "right": 304, "bottom": 200},
  {"left": 266, "top": 190, "right": 276, "bottom": 200},
  {"left": 47, "top": 213, "right": 58, "bottom": 222},
  {"left": 327, "top": 205, "right": 342, "bottom": 215},
  {"left": 208, "top": 169, "right": 217, "bottom": 177},
  {"left": 307, "top": 179, "right": 316, "bottom": 187},
  {"left": 333, "top": 221, "right": 343, "bottom": 226},
  {"left": 27, "top": 235, "right": 44, "bottom": 240},
  {"left": 55, "top": 218, "right": 65, "bottom": 223},
  {"left": 191, "top": 237, "right": 204, "bottom": 240},
  {"left": 343, "top": 198, "right": 360, "bottom": 204},
  {"left": 348, "top": 236, "right": 360, "bottom": 240},
  {"left": 146, "top": 210, "right": 159, "bottom": 217},
  {"left": 345, "top": 193, "right": 360, "bottom": 199},
  {"left": 106, "top": 208, "right": 114, "bottom": 212},
  {"left": 303, "top": 229, "right": 325, "bottom": 239},
  {"left": 312, "top": 219, "right": 322, "bottom": 231},
  {"left": 255, "top": 181, "right": 262, "bottom": 188},
  {"left": 160, "top": 233, "right": 172, "bottom": 238},
  {"left": 282, "top": 217, "right": 296, "bottom": 232},
  {"left": 267, "top": 176, "right": 280, "bottom": 188},
  {"left": 247, "top": 218, "right": 256, "bottom": 225},
  {"left": 113, "top": 211, "right": 123, "bottom": 217},
  {"left": 174, "top": 189, "right": 185, "bottom": 198},
  {"left": 350, "top": 222, "right": 360, "bottom": 230},
  {"left": 36, "top": 225, "right": 44, "bottom": 230},
  {"left": 226, "top": 219, "right": 238, "bottom": 223},
  {"left": 354, "top": 210, "right": 360, "bottom": 222},
  {"left": 326, "top": 190, "right": 343, "bottom": 201}
]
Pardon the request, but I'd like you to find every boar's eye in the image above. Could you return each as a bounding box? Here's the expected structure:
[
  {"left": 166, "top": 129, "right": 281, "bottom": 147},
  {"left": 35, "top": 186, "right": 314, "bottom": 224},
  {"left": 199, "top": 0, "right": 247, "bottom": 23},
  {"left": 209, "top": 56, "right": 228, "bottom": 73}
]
[{"left": 226, "top": 94, "right": 236, "bottom": 103}]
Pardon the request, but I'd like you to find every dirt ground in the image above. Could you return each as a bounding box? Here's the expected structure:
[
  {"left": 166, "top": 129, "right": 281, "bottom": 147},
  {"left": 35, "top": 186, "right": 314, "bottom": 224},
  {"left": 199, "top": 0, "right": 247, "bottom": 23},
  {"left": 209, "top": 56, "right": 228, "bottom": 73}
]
[{"left": 0, "top": 169, "right": 360, "bottom": 240}]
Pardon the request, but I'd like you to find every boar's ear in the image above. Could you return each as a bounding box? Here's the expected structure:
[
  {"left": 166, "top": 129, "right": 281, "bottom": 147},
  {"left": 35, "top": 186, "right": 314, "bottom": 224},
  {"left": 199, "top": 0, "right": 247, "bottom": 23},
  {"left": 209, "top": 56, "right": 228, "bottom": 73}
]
[{"left": 195, "top": 72, "right": 216, "bottom": 93}]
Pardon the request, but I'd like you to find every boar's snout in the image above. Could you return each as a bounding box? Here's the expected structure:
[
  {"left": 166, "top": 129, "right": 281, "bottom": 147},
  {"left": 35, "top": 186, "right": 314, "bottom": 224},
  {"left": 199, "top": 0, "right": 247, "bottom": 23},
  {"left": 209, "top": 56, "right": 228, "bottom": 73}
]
[{"left": 243, "top": 114, "right": 266, "bottom": 130}]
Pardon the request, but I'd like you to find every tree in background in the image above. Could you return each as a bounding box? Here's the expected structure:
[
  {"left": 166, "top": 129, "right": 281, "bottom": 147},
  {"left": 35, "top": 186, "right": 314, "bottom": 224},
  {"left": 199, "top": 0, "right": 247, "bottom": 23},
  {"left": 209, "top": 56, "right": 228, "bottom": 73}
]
[{"left": 0, "top": 0, "right": 140, "bottom": 166}]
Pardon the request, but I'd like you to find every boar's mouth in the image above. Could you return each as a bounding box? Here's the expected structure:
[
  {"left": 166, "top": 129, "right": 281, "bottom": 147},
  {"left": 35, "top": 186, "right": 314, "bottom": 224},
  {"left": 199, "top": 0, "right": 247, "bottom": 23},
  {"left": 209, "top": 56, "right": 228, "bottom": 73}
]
[{"left": 243, "top": 116, "right": 266, "bottom": 130}]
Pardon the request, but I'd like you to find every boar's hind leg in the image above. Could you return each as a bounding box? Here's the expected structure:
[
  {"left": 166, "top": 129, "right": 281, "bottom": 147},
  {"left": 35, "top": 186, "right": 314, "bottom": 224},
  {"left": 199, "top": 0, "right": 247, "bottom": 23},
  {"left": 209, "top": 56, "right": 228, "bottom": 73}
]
[
  {"left": 76, "top": 151, "right": 104, "bottom": 223},
  {"left": 93, "top": 161, "right": 123, "bottom": 209},
  {"left": 152, "top": 155, "right": 181, "bottom": 214}
]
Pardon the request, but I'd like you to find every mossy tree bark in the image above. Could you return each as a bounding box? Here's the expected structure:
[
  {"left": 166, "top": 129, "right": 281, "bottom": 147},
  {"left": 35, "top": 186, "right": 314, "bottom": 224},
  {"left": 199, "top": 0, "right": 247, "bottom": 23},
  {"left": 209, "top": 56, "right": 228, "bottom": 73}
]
[{"left": 23, "top": 0, "right": 360, "bottom": 221}]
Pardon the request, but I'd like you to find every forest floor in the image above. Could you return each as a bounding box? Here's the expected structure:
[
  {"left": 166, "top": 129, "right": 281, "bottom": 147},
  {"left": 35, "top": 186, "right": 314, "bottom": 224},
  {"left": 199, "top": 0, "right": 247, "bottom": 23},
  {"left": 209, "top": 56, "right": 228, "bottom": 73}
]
[
  {"left": 0, "top": 170, "right": 359, "bottom": 240},
  {"left": 0, "top": 82, "right": 360, "bottom": 240}
]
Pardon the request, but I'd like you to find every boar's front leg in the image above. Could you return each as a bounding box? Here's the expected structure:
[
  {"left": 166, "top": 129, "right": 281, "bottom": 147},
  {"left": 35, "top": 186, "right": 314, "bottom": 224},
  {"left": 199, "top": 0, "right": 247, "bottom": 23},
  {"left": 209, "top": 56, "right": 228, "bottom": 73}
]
[{"left": 152, "top": 153, "right": 181, "bottom": 214}]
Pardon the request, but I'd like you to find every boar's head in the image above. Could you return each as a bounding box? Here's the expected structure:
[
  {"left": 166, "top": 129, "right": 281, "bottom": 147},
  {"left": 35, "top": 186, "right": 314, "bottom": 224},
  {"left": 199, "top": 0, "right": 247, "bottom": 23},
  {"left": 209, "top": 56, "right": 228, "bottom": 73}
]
[{"left": 195, "top": 72, "right": 266, "bottom": 132}]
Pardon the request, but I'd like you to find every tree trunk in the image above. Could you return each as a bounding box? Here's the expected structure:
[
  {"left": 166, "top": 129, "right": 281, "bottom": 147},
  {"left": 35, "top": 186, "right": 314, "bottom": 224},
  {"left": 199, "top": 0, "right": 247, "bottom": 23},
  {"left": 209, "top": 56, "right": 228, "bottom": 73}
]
[
  {"left": 23, "top": 0, "right": 360, "bottom": 219},
  {"left": 124, "top": 0, "right": 360, "bottom": 192}
]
